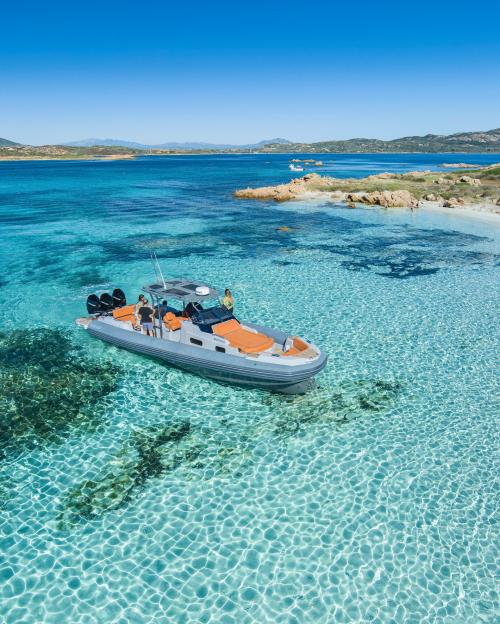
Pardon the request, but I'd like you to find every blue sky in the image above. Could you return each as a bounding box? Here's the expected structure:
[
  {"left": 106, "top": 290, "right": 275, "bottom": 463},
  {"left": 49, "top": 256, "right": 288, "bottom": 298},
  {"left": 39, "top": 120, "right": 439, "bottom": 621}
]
[{"left": 1, "top": 0, "right": 499, "bottom": 145}]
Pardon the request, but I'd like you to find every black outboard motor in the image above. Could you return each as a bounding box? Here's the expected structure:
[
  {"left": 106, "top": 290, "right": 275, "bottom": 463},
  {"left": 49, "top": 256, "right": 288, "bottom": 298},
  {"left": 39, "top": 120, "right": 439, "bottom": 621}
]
[
  {"left": 99, "top": 292, "right": 114, "bottom": 312},
  {"left": 86, "top": 294, "right": 101, "bottom": 315},
  {"left": 112, "top": 288, "right": 126, "bottom": 308}
]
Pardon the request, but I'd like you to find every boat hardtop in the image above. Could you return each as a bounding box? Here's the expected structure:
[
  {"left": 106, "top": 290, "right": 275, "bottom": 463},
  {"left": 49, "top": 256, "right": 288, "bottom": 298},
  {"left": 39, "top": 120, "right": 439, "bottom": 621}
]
[{"left": 77, "top": 277, "right": 327, "bottom": 393}]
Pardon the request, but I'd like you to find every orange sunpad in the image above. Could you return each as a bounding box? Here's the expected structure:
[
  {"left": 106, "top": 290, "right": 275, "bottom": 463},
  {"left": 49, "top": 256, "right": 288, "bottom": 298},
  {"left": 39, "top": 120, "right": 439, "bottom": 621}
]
[
  {"left": 213, "top": 319, "right": 240, "bottom": 336},
  {"left": 214, "top": 319, "right": 273, "bottom": 354}
]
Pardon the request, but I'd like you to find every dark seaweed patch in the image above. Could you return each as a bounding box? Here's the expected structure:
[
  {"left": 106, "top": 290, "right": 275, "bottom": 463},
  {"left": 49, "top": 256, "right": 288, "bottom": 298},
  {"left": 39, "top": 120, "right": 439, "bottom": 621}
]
[
  {"left": 0, "top": 479, "right": 9, "bottom": 508},
  {"left": 265, "top": 379, "right": 402, "bottom": 439},
  {"left": 72, "top": 266, "right": 108, "bottom": 287},
  {"left": 314, "top": 227, "right": 497, "bottom": 279},
  {"left": 57, "top": 421, "right": 199, "bottom": 527},
  {"left": 0, "top": 329, "right": 120, "bottom": 458},
  {"left": 95, "top": 211, "right": 375, "bottom": 264},
  {"left": 272, "top": 260, "right": 300, "bottom": 266}
]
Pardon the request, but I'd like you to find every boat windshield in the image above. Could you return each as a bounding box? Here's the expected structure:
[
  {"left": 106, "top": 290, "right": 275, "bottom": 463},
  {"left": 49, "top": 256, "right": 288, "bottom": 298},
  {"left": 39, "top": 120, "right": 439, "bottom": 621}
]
[{"left": 191, "top": 305, "right": 234, "bottom": 328}]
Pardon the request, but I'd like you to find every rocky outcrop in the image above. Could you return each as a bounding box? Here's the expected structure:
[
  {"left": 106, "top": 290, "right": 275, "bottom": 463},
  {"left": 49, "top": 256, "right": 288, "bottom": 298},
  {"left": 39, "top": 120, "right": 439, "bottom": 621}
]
[
  {"left": 404, "top": 170, "right": 432, "bottom": 177},
  {"left": 443, "top": 197, "right": 466, "bottom": 207},
  {"left": 345, "top": 190, "right": 419, "bottom": 208},
  {"left": 366, "top": 172, "right": 395, "bottom": 180},
  {"left": 234, "top": 169, "right": 499, "bottom": 215},
  {"left": 234, "top": 173, "right": 330, "bottom": 202},
  {"left": 441, "top": 162, "right": 478, "bottom": 168},
  {"left": 458, "top": 175, "right": 481, "bottom": 186}
]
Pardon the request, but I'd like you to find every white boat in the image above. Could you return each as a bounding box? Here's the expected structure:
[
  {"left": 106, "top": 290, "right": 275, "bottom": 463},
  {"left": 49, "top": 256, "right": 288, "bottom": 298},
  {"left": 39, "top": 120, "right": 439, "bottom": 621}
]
[
  {"left": 77, "top": 279, "right": 327, "bottom": 394},
  {"left": 289, "top": 164, "right": 304, "bottom": 172}
]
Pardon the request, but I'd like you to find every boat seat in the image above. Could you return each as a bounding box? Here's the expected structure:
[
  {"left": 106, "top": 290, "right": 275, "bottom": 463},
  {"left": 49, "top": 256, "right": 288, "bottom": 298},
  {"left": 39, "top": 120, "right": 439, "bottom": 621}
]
[
  {"left": 213, "top": 319, "right": 274, "bottom": 354},
  {"left": 163, "top": 312, "right": 182, "bottom": 331},
  {"left": 112, "top": 304, "right": 136, "bottom": 323},
  {"left": 283, "top": 337, "right": 310, "bottom": 356}
]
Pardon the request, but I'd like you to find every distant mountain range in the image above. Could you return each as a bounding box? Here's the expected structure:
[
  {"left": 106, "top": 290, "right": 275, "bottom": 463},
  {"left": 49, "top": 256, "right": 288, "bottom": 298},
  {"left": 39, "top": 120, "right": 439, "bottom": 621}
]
[
  {"left": 62, "top": 137, "right": 293, "bottom": 150},
  {"left": 0, "top": 138, "right": 21, "bottom": 147},
  {"left": 265, "top": 128, "right": 500, "bottom": 154},
  {"left": 1, "top": 129, "right": 499, "bottom": 154}
]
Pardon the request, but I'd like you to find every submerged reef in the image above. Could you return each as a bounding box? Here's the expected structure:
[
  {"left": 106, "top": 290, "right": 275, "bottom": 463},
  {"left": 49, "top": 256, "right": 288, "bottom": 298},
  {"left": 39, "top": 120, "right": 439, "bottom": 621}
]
[
  {"left": 57, "top": 421, "right": 200, "bottom": 528},
  {"left": 0, "top": 328, "right": 120, "bottom": 458},
  {"left": 58, "top": 380, "right": 402, "bottom": 527},
  {"left": 265, "top": 379, "right": 402, "bottom": 439},
  {"left": 57, "top": 419, "right": 255, "bottom": 527}
]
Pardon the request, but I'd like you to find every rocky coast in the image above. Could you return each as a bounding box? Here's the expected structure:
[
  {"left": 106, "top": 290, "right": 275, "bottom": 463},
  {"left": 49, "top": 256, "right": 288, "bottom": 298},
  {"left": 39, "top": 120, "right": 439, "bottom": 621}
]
[{"left": 235, "top": 164, "right": 500, "bottom": 218}]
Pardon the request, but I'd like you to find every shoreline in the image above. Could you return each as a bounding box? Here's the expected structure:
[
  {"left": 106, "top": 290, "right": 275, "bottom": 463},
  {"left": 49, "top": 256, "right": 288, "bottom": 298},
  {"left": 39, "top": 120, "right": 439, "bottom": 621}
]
[
  {"left": 0, "top": 154, "right": 137, "bottom": 162},
  {"left": 418, "top": 200, "right": 500, "bottom": 224},
  {"left": 1, "top": 150, "right": 500, "bottom": 162},
  {"left": 286, "top": 191, "right": 500, "bottom": 224}
]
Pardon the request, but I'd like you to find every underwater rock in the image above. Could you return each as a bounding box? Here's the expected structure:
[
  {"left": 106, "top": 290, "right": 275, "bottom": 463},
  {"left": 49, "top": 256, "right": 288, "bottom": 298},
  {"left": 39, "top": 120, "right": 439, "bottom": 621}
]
[
  {"left": 57, "top": 421, "right": 198, "bottom": 527},
  {"left": 0, "top": 328, "right": 120, "bottom": 458},
  {"left": 265, "top": 379, "right": 402, "bottom": 439},
  {"left": 57, "top": 420, "right": 256, "bottom": 527}
]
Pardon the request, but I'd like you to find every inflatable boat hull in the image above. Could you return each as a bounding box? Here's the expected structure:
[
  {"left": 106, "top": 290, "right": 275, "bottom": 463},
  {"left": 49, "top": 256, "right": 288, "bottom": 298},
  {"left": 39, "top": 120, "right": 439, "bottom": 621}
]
[{"left": 87, "top": 320, "right": 327, "bottom": 394}]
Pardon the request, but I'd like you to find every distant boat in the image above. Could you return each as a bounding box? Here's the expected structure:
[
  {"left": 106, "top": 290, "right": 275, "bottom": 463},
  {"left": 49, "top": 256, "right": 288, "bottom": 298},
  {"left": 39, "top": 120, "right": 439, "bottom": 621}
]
[{"left": 289, "top": 164, "right": 304, "bottom": 172}]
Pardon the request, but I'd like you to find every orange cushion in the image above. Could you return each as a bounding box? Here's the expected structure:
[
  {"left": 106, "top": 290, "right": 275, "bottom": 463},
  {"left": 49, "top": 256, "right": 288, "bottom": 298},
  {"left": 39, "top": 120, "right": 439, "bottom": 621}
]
[
  {"left": 163, "top": 312, "right": 182, "bottom": 331},
  {"left": 282, "top": 337, "right": 309, "bottom": 356},
  {"left": 112, "top": 304, "right": 136, "bottom": 322}
]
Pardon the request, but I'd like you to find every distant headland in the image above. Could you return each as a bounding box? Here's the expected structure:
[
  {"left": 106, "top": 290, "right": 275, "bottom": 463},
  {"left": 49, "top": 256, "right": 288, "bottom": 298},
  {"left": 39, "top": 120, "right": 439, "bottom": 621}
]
[{"left": 1, "top": 128, "right": 499, "bottom": 160}]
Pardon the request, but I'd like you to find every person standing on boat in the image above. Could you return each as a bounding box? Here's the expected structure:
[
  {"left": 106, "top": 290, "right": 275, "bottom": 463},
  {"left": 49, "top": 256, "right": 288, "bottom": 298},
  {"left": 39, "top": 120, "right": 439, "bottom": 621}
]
[
  {"left": 137, "top": 298, "right": 155, "bottom": 336},
  {"left": 222, "top": 289, "right": 234, "bottom": 312},
  {"left": 133, "top": 294, "right": 146, "bottom": 330}
]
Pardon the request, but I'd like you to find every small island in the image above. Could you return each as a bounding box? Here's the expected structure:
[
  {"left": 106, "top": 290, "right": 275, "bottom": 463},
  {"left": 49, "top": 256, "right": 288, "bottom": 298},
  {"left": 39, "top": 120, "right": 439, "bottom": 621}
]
[{"left": 235, "top": 164, "right": 500, "bottom": 217}]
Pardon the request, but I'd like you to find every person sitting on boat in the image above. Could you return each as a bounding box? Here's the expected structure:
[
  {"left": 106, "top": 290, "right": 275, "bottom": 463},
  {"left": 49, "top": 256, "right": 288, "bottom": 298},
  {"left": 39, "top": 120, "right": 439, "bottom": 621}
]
[
  {"left": 158, "top": 299, "right": 169, "bottom": 318},
  {"left": 137, "top": 298, "right": 155, "bottom": 336},
  {"left": 221, "top": 289, "right": 234, "bottom": 312}
]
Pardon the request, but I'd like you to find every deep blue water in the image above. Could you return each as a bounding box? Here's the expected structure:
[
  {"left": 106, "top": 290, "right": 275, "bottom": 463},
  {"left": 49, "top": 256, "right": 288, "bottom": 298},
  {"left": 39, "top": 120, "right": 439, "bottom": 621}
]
[{"left": 0, "top": 153, "right": 499, "bottom": 623}]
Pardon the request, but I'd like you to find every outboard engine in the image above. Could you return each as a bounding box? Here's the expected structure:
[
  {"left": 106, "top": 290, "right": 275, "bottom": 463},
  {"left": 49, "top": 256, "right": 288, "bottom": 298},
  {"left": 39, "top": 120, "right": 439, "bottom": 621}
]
[
  {"left": 112, "top": 288, "right": 126, "bottom": 308},
  {"left": 99, "top": 292, "right": 114, "bottom": 312},
  {"left": 86, "top": 294, "right": 101, "bottom": 315}
]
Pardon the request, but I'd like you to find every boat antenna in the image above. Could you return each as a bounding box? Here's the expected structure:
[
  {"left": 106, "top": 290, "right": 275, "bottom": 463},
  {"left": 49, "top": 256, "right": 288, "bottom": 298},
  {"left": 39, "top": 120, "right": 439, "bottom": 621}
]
[{"left": 150, "top": 251, "right": 166, "bottom": 288}]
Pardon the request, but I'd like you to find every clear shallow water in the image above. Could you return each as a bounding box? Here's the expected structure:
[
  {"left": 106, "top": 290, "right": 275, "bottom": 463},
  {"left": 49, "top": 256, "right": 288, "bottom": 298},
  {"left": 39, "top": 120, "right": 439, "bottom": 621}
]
[{"left": 0, "top": 153, "right": 499, "bottom": 623}]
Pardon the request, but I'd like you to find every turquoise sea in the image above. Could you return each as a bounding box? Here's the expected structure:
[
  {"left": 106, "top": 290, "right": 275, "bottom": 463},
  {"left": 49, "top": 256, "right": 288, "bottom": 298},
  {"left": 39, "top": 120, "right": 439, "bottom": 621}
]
[{"left": 0, "top": 153, "right": 499, "bottom": 623}]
